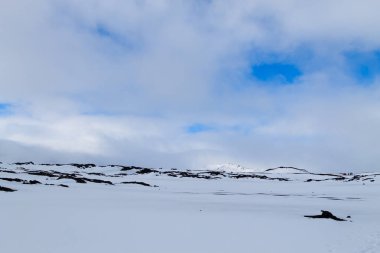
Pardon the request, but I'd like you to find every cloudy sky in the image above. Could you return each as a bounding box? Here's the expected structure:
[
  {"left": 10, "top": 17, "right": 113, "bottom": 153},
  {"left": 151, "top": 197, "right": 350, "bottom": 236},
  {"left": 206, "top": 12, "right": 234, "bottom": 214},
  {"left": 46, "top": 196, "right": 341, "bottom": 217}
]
[{"left": 1, "top": 0, "right": 380, "bottom": 171}]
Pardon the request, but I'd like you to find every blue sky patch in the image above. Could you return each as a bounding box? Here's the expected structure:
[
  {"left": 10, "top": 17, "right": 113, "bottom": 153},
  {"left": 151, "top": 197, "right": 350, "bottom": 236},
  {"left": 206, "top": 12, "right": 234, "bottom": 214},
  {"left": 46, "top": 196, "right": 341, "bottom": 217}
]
[
  {"left": 186, "top": 123, "right": 253, "bottom": 135},
  {"left": 251, "top": 63, "right": 302, "bottom": 83},
  {"left": 344, "top": 50, "right": 380, "bottom": 83},
  {"left": 0, "top": 103, "right": 12, "bottom": 116},
  {"left": 186, "top": 123, "right": 215, "bottom": 134},
  {"left": 96, "top": 25, "right": 113, "bottom": 38},
  {"left": 93, "top": 23, "right": 133, "bottom": 49}
]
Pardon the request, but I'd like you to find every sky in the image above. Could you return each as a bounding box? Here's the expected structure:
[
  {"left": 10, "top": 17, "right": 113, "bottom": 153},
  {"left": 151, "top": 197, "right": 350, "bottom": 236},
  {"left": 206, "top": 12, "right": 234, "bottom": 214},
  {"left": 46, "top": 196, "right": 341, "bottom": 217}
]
[{"left": 1, "top": 0, "right": 380, "bottom": 171}]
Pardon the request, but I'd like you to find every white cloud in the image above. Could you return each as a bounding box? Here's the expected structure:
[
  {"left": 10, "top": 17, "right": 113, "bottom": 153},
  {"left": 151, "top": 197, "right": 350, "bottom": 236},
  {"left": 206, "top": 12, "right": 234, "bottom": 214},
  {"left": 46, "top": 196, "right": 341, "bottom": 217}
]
[{"left": 1, "top": 0, "right": 380, "bottom": 171}]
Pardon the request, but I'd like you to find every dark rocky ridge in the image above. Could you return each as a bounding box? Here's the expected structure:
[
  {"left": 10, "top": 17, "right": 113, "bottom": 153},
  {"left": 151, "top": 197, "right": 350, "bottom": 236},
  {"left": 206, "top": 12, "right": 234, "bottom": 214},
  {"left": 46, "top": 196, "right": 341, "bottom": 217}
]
[{"left": 0, "top": 162, "right": 378, "bottom": 193}]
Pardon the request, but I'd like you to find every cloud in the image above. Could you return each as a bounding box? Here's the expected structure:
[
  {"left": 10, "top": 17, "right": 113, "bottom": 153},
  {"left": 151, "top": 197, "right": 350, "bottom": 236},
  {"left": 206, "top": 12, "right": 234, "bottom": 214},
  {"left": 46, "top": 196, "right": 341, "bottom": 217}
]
[{"left": 1, "top": 0, "right": 380, "bottom": 171}]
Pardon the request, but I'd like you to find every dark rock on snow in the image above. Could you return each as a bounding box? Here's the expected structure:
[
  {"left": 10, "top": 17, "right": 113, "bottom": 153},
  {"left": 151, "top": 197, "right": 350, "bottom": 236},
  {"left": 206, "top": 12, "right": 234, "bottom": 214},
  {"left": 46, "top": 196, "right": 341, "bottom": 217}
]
[
  {"left": 304, "top": 210, "right": 347, "bottom": 221},
  {"left": 121, "top": 181, "right": 157, "bottom": 187},
  {"left": 0, "top": 185, "right": 17, "bottom": 192}
]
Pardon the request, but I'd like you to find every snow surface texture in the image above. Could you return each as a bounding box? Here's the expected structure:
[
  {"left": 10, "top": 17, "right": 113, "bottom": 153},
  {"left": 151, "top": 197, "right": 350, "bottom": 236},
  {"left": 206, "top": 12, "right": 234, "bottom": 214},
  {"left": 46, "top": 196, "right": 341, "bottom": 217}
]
[{"left": 1, "top": 162, "right": 380, "bottom": 253}]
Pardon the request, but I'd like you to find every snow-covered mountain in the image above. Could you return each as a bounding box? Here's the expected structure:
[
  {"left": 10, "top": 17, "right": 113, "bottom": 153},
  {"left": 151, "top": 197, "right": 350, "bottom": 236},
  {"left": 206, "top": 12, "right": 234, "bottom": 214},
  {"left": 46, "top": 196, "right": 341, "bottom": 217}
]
[
  {"left": 206, "top": 163, "right": 265, "bottom": 173},
  {"left": 264, "top": 166, "right": 311, "bottom": 174}
]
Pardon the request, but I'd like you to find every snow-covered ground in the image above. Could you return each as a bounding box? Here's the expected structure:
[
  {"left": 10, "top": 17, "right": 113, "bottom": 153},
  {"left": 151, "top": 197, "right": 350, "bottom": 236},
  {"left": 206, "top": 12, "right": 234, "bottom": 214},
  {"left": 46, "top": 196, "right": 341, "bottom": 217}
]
[{"left": 1, "top": 162, "right": 379, "bottom": 253}]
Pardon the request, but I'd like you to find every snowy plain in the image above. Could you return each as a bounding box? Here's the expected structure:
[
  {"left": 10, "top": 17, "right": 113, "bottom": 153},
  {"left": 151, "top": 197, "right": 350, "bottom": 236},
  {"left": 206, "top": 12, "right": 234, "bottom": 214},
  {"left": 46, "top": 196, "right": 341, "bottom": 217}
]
[{"left": 0, "top": 162, "right": 379, "bottom": 253}]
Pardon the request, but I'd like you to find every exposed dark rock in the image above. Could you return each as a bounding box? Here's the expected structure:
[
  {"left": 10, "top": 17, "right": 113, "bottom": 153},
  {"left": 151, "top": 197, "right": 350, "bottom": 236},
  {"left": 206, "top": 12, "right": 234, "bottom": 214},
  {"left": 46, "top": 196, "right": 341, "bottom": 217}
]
[
  {"left": 114, "top": 173, "right": 129, "bottom": 177},
  {"left": 26, "top": 180, "right": 41, "bottom": 185},
  {"left": 119, "top": 165, "right": 143, "bottom": 171},
  {"left": 0, "top": 186, "right": 16, "bottom": 192},
  {"left": 162, "top": 170, "right": 225, "bottom": 180},
  {"left": 83, "top": 178, "right": 113, "bottom": 185},
  {"left": 69, "top": 163, "right": 96, "bottom": 169},
  {"left": 13, "top": 162, "right": 34, "bottom": 165},
  {"left": 304, "top": 210, "right": 347, "bottom": 221},
  {"left": 86, "top": 172, "right": 106, "bottom": 176},
  {"left": 316, "top": 196, "right": 343, "bottom": 201},
  {"left": 40, "top": 163, "right": 97, "bottom": 169},
  {"left": 229, "top": 173, "right": 289, "bottom": 181},
  {"left": 347, "top": 174, "right": 369, "bottom": 182},
  {"left": 135, "top": 168, "right": 159, "bottom": 174},
  {"left": 57, "top": 175, "right": 87, "bottom": 184},
  {"left": 121, "top": 181, "right": 157, "bottom": 187},
  {"left": 27, "top": 170, "right": 57, "bottom": 178},
  {"left": 0, "top": 169, "right": 17, "bottom": 174},
  {"left": 0, "top": 177, "right": 24, "bottom": 183},
  {"left": 0, "top": 177, "right": 41, "bottom": 185},
  {"left": 45, "top": 183, "right": 69, "bottom": 188},
  {"left": 56, "top": 174, "right": 113, "bottom": 185},
  {"left": 207, "top": 171, "right": 225, "bottom": 176}
]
